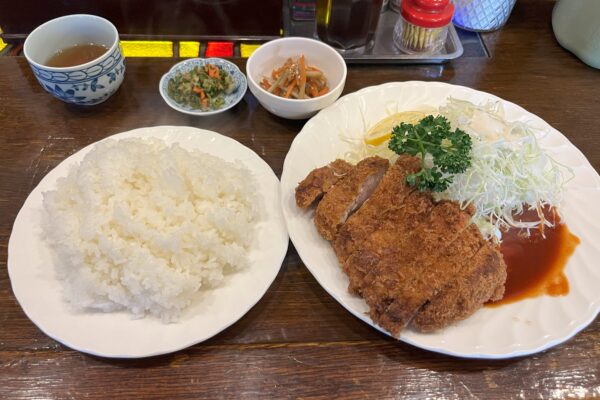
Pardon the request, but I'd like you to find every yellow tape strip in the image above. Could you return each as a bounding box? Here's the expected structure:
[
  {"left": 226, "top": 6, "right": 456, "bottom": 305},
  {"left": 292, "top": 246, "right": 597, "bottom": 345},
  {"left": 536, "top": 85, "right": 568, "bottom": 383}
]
[
  {"left": 120, "top": 40, "right": 173, "bottom": 57},
  {"left": 0, "top": 27, "right": 6, "bottom": 52},
  {"left": 179, "top": 41, "right": 200, "bottom": 58},
  {"left": 240, "top": 44, "right": 261, "bottom": 58}
]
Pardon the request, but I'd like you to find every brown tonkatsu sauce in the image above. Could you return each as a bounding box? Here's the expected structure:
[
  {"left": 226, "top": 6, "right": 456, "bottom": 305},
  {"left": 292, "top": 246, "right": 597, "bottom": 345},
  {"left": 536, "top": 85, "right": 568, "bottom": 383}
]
[{"left": 489, "top": 206, "right": 580, "bottom": 306}]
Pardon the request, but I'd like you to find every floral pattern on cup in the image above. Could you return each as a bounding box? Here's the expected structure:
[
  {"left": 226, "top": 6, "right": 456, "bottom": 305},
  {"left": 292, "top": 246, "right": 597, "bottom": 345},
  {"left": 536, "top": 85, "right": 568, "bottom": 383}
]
[{"left": 30, "top": 45, "right": 126, "bottom": 106}]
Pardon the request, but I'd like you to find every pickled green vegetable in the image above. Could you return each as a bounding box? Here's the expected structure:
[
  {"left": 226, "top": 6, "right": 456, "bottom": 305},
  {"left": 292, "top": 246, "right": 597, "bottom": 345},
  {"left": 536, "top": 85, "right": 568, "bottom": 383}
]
[{"left": 167, "top": 64, "right": 236, "bottom": 111}]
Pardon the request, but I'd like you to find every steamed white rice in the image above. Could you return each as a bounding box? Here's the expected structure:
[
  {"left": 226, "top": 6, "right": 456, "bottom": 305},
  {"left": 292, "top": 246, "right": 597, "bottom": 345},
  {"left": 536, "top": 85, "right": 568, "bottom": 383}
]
[{"left": 42, "top": 138, "right": 263, "bottom": 321}]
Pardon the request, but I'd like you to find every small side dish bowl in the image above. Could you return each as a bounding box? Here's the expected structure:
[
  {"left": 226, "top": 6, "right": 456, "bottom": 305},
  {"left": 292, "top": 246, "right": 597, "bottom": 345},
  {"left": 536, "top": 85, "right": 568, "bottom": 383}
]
[
  {"left": 24, "top": 14, "right": 125, "bottom": 106},
  {"left": 246, "top": 37, "right": 347, "bottom": 120},
  {"left": 159, "top": 58, "right": 247, "bottom": 116}
]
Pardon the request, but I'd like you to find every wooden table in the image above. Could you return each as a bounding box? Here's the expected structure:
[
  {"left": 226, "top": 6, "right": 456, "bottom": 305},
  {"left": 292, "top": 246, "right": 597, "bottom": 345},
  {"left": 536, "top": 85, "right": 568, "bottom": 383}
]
[{"left": 1, "top": 1, "right": 599, "bottom": 398}]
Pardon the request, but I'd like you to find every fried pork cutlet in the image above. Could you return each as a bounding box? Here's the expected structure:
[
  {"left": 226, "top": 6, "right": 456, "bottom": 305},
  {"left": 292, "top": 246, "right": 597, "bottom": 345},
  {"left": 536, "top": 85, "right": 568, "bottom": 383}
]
[
  {"left": 411, "top": 242, "right": 507, "bottom": 332},
  {"left": 295, "top": 159, "right": 354, "bottom": 209},
  {"left": 358, "top": 201, "right": 476, "bottom": 336},
  {"left": 333, "top": 155, "right": 423, "bottom": 265},
  {"left": 294, "top": 155, "right": 508, "bottom": 335},
  {"left": 341, "top": 189, "right": 435, "bottom": 295},
  {"left": 314, "top": 156, "right": 389, "bottom": 241}
]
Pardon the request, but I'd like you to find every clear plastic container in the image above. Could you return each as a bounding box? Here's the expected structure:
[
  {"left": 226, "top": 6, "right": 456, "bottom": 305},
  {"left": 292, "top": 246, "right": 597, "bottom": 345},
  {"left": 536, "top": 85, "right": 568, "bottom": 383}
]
[
  {"left": 393, "top": 0, "right": 454, "bottom": 54},
  {"left": 394, "top": 15, "right": 450, "bottom": 53}
]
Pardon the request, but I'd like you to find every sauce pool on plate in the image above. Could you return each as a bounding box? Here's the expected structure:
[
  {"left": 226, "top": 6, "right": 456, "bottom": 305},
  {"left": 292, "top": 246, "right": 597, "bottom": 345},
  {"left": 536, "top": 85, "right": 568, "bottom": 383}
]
[
  {"left": 489, "top": 207, "right": 580, "bottom": 306},
  {"left": 45, "top": 44, "right": 108, "bottom": 68}
]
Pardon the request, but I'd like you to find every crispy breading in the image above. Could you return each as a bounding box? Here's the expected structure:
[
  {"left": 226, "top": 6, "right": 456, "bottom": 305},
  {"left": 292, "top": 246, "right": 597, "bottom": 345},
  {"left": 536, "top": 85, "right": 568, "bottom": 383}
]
[
  {"left": 314, "top": 156, "right": 389, "bottom": 241},
  {"left": 333, "top": 155, "right": 423, "bottom": 265},
  {"left": 295, "top": 159, "right": 354, "bottom": 209},
  {"left": 359, "top": 201, "right": 475, "bottom": 336},
  {"left": 294, "top": 154, "right": 508, "bottom": 335},
  {"left": 411, "top": 242, "right": 507, "bottom": 332},
  {"left": 341, "top": 189, "right": 434, "bottom": 295}
]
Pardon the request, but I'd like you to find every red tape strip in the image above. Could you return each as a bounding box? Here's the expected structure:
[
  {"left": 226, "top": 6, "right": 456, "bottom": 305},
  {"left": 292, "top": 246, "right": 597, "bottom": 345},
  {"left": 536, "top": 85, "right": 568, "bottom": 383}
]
[{"left": 206, "top": 42, "right": 234, "bottom": 58}]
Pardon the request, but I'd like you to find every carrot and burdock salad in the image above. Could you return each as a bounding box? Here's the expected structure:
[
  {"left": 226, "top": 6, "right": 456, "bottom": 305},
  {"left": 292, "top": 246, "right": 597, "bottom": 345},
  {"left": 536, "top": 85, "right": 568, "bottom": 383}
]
[{"left": 260, "top": 55, "right": 329, "bottom": 99}]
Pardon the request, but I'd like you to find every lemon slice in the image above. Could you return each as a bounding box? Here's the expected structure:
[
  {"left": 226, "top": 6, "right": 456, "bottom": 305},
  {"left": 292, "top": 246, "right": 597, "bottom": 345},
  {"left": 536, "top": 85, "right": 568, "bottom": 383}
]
[{"left": 364, "top": 111, "right": 427, "bottom": 146}]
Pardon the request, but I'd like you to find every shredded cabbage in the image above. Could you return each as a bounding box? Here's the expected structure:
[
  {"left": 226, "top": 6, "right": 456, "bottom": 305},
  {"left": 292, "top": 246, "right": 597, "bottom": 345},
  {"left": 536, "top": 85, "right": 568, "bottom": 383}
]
[{"left": 342, "top": 98, "right": 572, "bottom": 240}]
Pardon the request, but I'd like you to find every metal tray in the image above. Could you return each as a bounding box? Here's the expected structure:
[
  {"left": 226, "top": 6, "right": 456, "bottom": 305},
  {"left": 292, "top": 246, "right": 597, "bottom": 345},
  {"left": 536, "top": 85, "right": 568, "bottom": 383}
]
[{"left": 285, "top": 10, "right": 464, "bottom": 64}]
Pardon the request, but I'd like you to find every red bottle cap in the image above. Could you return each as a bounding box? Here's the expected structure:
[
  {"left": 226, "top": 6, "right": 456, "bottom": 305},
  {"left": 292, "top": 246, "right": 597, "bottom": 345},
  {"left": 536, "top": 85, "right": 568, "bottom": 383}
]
[{"left": 401, "top": 0, "right": 455, "bottom": 28}]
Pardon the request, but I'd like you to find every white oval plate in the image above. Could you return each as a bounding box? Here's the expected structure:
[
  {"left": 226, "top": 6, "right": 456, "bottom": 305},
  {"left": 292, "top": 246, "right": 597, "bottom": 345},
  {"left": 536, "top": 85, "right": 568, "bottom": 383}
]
[
  {"left": 280, "top": 81, "right": 600, "bottom": 359},
  {"left": 8, "top": 126, "right": 288, "bottom": 358}
]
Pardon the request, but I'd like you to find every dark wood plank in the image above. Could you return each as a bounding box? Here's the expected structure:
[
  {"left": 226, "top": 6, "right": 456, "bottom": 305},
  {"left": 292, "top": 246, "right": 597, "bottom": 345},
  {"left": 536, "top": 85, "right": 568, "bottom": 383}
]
[
  {"left": 1, "top": 329, "right": 599, "bottom": 400},
  {"left": 0, "top": 0, "right": 599, "bottom": 398}
]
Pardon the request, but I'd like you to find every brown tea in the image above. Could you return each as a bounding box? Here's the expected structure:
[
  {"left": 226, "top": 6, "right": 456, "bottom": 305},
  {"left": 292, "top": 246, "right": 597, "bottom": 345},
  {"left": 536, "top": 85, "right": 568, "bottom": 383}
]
[{"left": 45, "top": 44, "right": 108, "bottom": 68}]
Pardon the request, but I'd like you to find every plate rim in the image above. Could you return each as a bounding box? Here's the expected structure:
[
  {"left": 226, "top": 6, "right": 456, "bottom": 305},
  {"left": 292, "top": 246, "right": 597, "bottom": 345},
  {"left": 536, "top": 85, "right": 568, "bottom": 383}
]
[
  {"left": 8, "top": 125, "right": 288, "bottom": 358},
  {"left": 281, "top": 80, "right": 600, "bottom": 359}
]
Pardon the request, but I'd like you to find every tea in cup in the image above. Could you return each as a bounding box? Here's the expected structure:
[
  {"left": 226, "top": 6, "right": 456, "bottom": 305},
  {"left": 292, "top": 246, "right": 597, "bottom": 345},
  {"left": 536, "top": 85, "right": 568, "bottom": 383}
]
[{"left": 24, "top": 14, "right": 125, "bottom": 105}]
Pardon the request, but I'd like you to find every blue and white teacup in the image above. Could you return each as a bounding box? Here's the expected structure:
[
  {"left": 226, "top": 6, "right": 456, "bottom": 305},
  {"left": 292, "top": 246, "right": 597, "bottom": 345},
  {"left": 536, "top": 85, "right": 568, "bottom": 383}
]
[{"left": 24, "top": 14, "right": 125, "bottom": 106}]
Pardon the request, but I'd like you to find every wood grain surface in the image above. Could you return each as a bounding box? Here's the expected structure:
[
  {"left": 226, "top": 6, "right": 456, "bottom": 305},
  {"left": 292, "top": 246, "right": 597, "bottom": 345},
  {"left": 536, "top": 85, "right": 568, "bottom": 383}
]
[{"left": 1, "top": 1, "right": 599, "bottom": 399}]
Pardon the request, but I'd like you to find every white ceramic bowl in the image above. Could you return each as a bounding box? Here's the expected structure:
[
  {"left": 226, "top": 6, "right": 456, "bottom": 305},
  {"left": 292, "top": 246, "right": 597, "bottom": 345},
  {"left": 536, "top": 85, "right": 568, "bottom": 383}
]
[
  {"left": 246, "top": 37, "right": 347, "bottom": 120},
  {"left": 24, "top": 14, "right": 125, "bottom": 106}
]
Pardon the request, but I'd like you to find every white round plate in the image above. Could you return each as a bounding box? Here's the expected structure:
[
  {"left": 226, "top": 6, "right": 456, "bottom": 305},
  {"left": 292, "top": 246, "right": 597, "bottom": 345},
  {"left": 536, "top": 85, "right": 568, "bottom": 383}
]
[
  {"left": 280, "top": 81, "right": 600, "bottom": 359},
  {"left": 8, "top": 126, "right": 288, "bottom": 358}
]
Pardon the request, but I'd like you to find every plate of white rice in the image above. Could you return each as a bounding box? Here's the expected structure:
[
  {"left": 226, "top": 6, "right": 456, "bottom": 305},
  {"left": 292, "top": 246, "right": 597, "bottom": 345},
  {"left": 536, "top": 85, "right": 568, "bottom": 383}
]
[{"left": 8, "top": 126, "right": 288, "bottom": 358}]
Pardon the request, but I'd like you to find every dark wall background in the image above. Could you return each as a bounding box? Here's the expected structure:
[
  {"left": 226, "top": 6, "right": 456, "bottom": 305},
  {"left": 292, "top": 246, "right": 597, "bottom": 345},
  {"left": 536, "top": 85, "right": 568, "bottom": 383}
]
[{"left": 0, "top": 0, "right": 283, "bottom": 39}]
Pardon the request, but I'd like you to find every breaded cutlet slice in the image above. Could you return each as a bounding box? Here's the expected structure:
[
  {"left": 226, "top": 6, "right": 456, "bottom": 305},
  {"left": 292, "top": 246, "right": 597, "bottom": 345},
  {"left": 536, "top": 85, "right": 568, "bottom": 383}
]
[
  {"left": 359, "top": 201, "right": 476, "bottom": 336},
  {"left": 314, "top": 156, "right": 389, "bottom": 241},
  {"left": 333, "top": 155, "right": 422, "bottom": 264},
  {"left": 411, "top": 241, "right": 507, "bottom": 332},
  {"left": 342, "top": 189, "right": 435, "bottom": 295},
  {"left": 295, "top": 159, "right": 354, "bottom": 209}
]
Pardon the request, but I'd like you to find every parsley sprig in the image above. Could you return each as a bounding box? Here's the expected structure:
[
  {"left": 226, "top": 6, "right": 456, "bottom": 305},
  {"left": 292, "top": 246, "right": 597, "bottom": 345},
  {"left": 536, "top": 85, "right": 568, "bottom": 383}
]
[{"left": 388, "top": 115, "right": 472, "bottom": 192}]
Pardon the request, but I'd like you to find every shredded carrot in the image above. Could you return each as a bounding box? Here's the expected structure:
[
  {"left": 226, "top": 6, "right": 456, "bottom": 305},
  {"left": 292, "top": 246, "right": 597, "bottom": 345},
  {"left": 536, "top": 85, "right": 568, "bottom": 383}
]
[
  {"left": 260, "top": 78, "right": 271, "bottom": 90},
  {"left": 261, "top": 55, "right": 329, "bottom": 99},
  {"left": 193, "top": 86, "right": 207, "bottom": 102},
  {"left": 272, "top": 67, "right": 284, "bottom": 79},
  {"left": 206, "top": 64, "right": 220, "bottom": 79},
  {"left": 308, "top": 82, "right": 318, "bottom": 98},
  {"left": 317, "top": 87, "right": 329, "bottom": 96},
  {"left": 284, "top": 81, "right": 296, "bottom": 98},
  {"left": 298, "top": 54, "right": 307, "bottom": 99}
]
